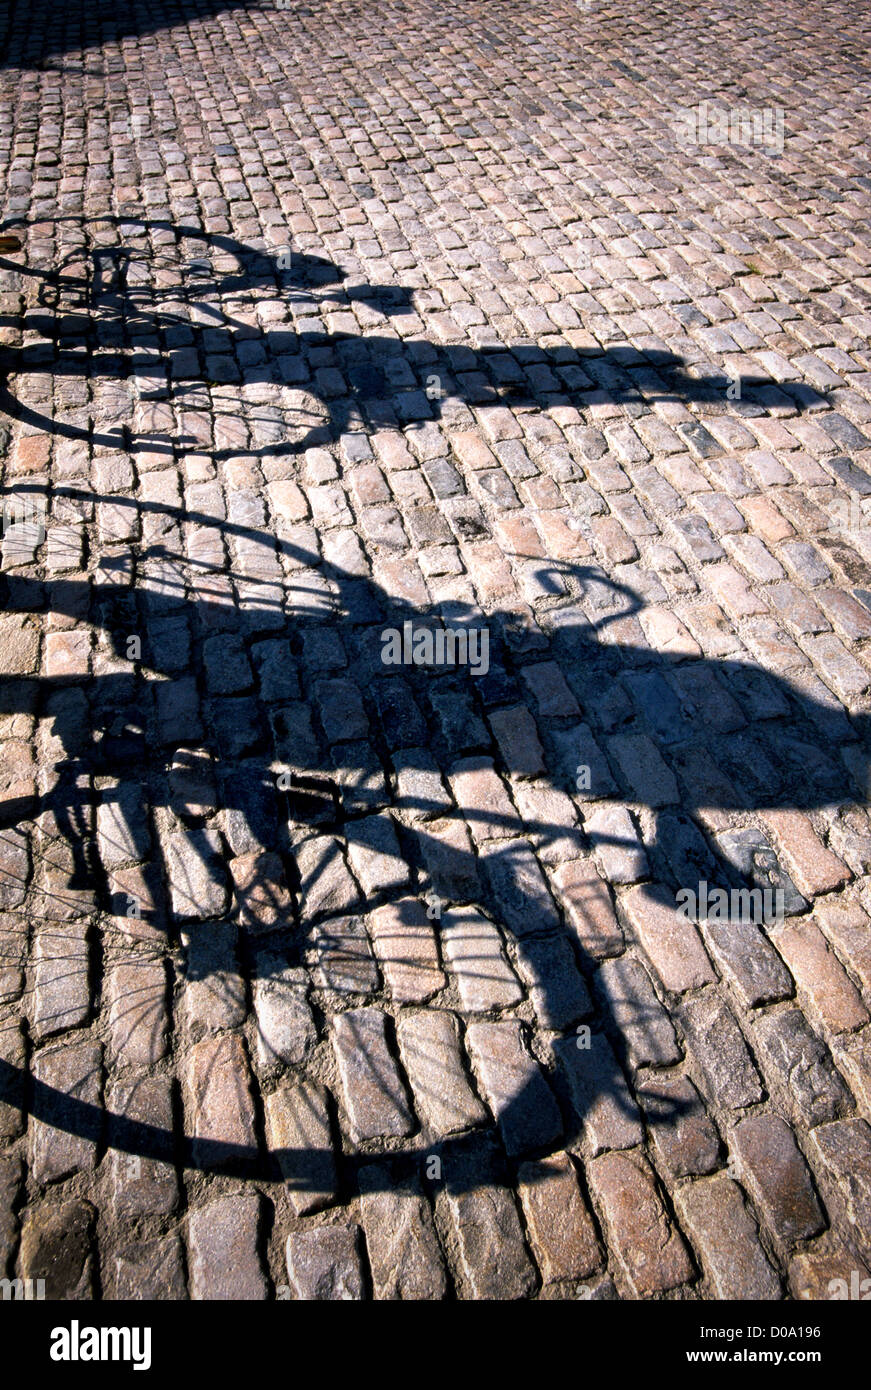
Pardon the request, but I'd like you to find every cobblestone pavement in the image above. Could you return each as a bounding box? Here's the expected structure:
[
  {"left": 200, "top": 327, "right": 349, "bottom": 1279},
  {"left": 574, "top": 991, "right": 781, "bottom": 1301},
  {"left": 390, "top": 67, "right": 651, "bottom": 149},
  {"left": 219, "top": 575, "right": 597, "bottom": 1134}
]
[{"left": 1, "top": 0, "right": 871, "bottom": 1302}]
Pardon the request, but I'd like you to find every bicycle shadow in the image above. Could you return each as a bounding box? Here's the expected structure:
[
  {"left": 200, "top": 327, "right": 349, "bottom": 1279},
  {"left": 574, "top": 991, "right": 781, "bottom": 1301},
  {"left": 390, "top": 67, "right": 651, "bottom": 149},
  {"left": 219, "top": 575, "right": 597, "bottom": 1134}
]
[
  {"left": 0, "top": 220, "right": 866, "bottom": 1277},
  {"left": 0, "top": 490, "right": 867, "bottom": 1210},
  {"left": 0, "top": 214, "right": 812, "bottom": 468}
]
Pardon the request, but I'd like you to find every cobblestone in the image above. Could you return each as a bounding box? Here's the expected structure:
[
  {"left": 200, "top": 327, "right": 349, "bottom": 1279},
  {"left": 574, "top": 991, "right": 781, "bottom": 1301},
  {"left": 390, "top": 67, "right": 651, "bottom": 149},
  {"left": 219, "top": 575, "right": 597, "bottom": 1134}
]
[
  {"left": 253, "top": 963, "right": 317, "bottom": 1066},
  {"left": 588, "top": 1149, "right": 693, "bottom": 1297},
  {"left": 466, "top": 1019, "right": 562, "bottom": 1157},
  {"left": 554, "top": 1031, "right": 643, "bottom": 1155},
  {"left": 109, "top": 1235, "right": 187, "bottom": 1302},
  {"left": 4, "top": 0, "right": 871, "bottom": 1303},
  {"left": 443, "top": 1166, "right": 536, "bottom": 1300},
  {"left": 185, "top": 1033, "right": 258, "bottom": 1170},
  {"left": 285, "top": 1225, "right": 364, "bottom": 1301},
  {"left": 774, "top": 918, "right": 869, "bottom": 1035},
  {"left": 188, "top": 1194, "right": 267, "bottom": 1301},
  {"left": 679, "top": 991, "right": 765, "bottom": 1111},
  {"left": 637, "top": 1074, "right": 720, "bottom": 1179},
  {"left": 30, "top": 1041, "right": 101, "bottom": 1184},
  {"left": 30, "top": 924, "right": 90, "bottom": 1040},
  {"left": 105, "top": 957, "right": 168, "bottom": 1066},
  {"left": 106, "top": 1076, "right": 178, "bottom": 1218},
  {"left": 808, "top": 1119, "right": 871, "bottom": 1263},
  {"left": 368, "top": 899, "right": 444, "bottom": 1003},
  {"left": 676, "top": 1176, "right": 781, "bottom": 1300},
  {"left": 264, "top": 1078, "right": 336, "bottom": 1215},
  {"left": 516, "top": 1152, "right": 601, "bottom": 1285},
  {"left": 754, "top": 1009, "right": 852, "bottom": 1129},
  {"left": 730, "top": 1112, "right": 825, "bottom": 1248},
  {"left": 621, "top": 885, "right": 715, "bottom": 993},
  {"left": 358, "top": 1171, "right": 447, "bottom": 1301},
  {"left": 595, "top": 954, "right": 681, "bottom": 1070},
  {"left": 19, "top": 1199, "right": 95, "bottom": 1300},
  {"left": 331, "top": 1008, "right": 414, "bottom": 1143},
  {"left": 396, "top": 1010, "right": 487, "bottom": 1139}
]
